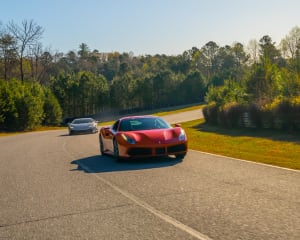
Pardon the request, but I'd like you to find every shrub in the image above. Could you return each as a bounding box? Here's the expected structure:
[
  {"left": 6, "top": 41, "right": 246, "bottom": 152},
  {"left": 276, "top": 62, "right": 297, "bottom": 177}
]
[
  {"left": 273, "top": 100, "right": 292, "bottom": 130},
  {"left": 290, "top": 96, "right": 300, "bottom": 130},
  {"left": 0, "top": 79, "right": 46, "bottom": 131},
  {"left": 20, "top": 82, "right": 45, "bottom": 130},
  {"left": 222, "top": 103, "right": 246, "bottom": 128},
  {"left": 248, "top": 104, "right": 262, "bottom": 128},
  {"left": 43, "top": 88, "right": 62, "bottom": 126},
  {"left": 203, "top": 102, "right": 219, "bottom": 125}
]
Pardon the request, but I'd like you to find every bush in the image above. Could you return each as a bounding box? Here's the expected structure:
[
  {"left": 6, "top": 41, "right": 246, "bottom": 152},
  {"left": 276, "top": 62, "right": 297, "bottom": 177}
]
[
  {"left": 273, "top": 100, "right": 293, "bottom": 130},
  {"left": 247, "top": 104, "right": 262, "bottom": 128},
  {"left": 0, "top": 80, "right": 19, "bottom": 131},
  {"left": 203, "top": 103, "right": 219, "bottom": 125},
  {"left": 43, "top": 88, "right": 62, "bottom": 126},
  {"left": 204, "top": 102, "right": 246, "bottom": 128},
  {"left": 291, "top": 97, "right": 300, "bottom": 130},
  {"left": 0, "top": 79, "right": 63, "bottom": 131},
  {"left": 221, "top": 103, "right": 246, "bottom": 128}
]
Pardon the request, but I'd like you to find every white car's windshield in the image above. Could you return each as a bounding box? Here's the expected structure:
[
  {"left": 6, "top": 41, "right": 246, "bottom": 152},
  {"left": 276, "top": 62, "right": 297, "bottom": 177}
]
[{"left": 72, "top": 118, "right": 93, "bottom": 124}]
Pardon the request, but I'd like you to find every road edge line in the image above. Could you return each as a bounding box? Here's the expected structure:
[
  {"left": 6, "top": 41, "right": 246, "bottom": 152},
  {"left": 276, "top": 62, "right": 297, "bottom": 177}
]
[{"left": 189, "top": 149, "right": 300, "bottom": 173}]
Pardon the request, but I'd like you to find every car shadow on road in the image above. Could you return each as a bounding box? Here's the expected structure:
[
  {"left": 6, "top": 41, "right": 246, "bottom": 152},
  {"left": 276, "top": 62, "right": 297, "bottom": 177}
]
[{"left": 70, "top": 155, "right": 182, "bottom": 173}]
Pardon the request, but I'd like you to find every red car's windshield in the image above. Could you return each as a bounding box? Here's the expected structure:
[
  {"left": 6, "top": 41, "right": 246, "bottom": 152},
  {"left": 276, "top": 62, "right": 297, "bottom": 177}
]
[{"left": 119, "top": 117, "right": 170, "bottom": 131}]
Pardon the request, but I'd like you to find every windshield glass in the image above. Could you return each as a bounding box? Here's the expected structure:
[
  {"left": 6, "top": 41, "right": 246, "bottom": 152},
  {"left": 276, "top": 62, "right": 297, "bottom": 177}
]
[
  {"left": 119, "top": 117, "right": 170, "bottom": 131},
  {"left": 72, "top": 118, "right": 93, "bottom": 124}
]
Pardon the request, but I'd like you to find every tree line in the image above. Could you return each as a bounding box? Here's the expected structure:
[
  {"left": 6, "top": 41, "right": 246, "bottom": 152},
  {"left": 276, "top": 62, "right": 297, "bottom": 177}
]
[
  {"left": 0, "top": 20, "right": 300, "bottom": 131},
  {"left": 203, "top": 32, "right": 300, "bottom": 130}
]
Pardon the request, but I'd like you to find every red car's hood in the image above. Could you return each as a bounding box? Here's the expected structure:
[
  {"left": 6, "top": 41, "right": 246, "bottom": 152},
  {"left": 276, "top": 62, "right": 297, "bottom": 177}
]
[{"left": 125, "top": 128, "right": 183, "bottom": 144}]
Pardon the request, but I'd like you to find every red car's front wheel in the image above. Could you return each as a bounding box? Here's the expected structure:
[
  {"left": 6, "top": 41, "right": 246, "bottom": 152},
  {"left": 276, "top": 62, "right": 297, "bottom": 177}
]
[
  {"left": 99, "top": 135, "right": 105, "bottom": 155},
  {"left": 113, "top": 139, "right": 120, "bottom": 160}
]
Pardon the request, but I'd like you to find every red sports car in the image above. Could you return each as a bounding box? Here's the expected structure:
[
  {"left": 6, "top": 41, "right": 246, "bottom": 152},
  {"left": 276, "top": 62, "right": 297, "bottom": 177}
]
[{"left": 99, "top": 115, "right": 188, "bottom": 160}]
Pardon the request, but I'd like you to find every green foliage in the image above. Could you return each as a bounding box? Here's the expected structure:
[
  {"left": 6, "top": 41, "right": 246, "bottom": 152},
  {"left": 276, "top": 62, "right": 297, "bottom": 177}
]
[
  {"left": 259, "top": 35, "right": 282, "bottom": 65},
  {"left": 0, "top": 79, "right": 62, "bottom": 131},
  {"left": 204, "top": 96, "right": 300, "bottom": 131},
  {"left": 180, "top": 70, "right": 206, "bottom": 103},
  {"left": 0, "top": 80, "right": 18, "bottom": 130},
  {"left": 279, "top": 68, "right": 300, "bottom": 97},
  {"left": 22, "top": 83, "right": 44, "bottom": 130},
  {"left": 43, "top": 88, "right": 62, "bottom": 125},
  {"left": 50, "top": 71, "right": 109, "bottom": 117},
  {"left": 221, "top": 103, "right": 246, "bottom": 128},
  {"left": 203, "top": 102, "right": 246, "bottom": 128},
  {"left": 110, "top": 73, "right": 136, "bottom": 109},
  {"left": 246, "top": 62, "right": 279, "bottom": 103},
  {"left": 247, "top": 103, "right": 262, "bottom": 128},
  {"left": 269, "top": 97, "right": 300, "bottom": 130},
  {"left": 202, "top": 102, "right": 219, "bottom": 125},
  {"left": 205, "top": 80, "right": 246, "bottom": 106}
]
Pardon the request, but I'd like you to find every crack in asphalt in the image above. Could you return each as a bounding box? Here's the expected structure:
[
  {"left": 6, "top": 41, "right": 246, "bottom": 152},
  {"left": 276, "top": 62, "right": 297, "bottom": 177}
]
[{"left": 0, "top": 203, "right": 132, "bottom": 228}]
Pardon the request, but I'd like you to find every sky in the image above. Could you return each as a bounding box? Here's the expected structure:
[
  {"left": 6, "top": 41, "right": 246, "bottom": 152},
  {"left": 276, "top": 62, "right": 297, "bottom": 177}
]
[{"left": 1, "top": 0, "right": 299, "bottom": 56}]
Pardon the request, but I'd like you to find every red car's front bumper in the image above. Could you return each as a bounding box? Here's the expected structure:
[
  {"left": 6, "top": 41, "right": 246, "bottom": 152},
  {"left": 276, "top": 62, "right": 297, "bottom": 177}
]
[{"left": 119, "top": 141, "right": 188, "bottom": 158}]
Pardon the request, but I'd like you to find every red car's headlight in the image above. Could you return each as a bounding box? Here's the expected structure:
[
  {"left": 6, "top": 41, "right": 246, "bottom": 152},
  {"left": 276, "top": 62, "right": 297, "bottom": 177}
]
[
  {"left": 178, "top": 129, "right": 186, "bottom": 141},
  {"left": 121, "top": 134, "right": 136, "bottom": 144}
]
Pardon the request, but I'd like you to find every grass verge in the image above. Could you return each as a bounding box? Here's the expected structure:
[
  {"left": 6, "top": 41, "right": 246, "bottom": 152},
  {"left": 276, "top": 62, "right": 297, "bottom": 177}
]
[{"left": 182, "top": 119, "right": 300, "bottom": 170}]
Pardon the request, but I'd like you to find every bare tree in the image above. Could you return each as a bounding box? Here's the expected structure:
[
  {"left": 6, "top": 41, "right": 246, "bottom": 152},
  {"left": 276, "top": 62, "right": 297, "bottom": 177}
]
[
  {"left": 0, "top": 33, "right": 17, "bottom": 80},
  {"left": 7, "top": 19, "right": 44, "bottom": 82},
  {"left": 28, "top": 42, "right": 43, "bottom": 81},
  {"left": 247, "top": 39, "right": 259, "bottom": 65},
  {"left": 280, "top": 26, "right": 300, "bottom": 60}
]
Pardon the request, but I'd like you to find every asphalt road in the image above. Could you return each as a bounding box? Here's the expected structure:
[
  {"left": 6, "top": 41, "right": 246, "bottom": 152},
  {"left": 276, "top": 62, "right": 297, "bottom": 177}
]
[{"left": 0, "top": 110, "right": 299, "bottom": 240}]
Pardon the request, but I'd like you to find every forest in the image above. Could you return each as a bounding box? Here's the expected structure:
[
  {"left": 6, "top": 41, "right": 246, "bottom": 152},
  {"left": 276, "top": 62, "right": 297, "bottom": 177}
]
[{"left": 0, "top": 20, "right": 300, "bottom": 131}]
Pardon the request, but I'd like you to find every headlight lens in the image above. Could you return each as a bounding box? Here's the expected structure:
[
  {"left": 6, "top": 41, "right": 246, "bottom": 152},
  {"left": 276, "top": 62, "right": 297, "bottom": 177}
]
[
  {"left": 178, "top": 129, "right": 186, "bottom": 141},
  {"left": 121, "top": 134, "right": 136, "bottom": 144}
]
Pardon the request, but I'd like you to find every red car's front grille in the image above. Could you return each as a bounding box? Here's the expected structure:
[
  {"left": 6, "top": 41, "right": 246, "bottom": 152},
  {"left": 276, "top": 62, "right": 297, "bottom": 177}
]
[
  {"left": 167, "top": 144, "right": 187, "bottom": 154},
  {"left": 155, "top": 147, "right": 166, "bottom": 155},
  {"left": 128, "top": 148, "right": 152, "bottom": 156},
  {"left": 127, "top": 143, "right": 186, "bottom": 157}
]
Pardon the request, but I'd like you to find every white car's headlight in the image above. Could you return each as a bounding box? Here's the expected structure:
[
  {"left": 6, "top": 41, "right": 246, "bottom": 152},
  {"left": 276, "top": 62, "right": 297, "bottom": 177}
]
[
  {"left": 69, "top": 125, "right": 74, "bottom": 129},
  {"left": 121, "top": 134, "right": 136, "bottom": 144},
  {"left": 178, "top": 129, "right": 186, "bottom": 141}
]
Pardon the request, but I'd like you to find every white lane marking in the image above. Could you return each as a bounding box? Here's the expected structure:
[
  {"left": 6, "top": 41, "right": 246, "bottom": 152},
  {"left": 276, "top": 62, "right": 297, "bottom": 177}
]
[
  {"left": 190, "top": 149, "right": 300, "bottom": 173},
  {"left": 63, "top": 140, "right": 212, "bottom": 240},
  {"left": 77, "top": 162, "right": 213, "bottom": 240}
]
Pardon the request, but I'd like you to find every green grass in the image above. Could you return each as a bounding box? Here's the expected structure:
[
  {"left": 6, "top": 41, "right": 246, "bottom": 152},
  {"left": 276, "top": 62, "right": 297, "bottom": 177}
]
[{"left": 182, "top": 119, "right": 300, "bottom": 170}]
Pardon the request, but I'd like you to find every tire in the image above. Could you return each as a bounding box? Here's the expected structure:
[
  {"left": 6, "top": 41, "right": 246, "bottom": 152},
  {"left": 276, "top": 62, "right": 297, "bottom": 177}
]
[
  {"left": 99, "top": 135, "right": 105, "bottom": 155},
  {"left": 175, "top": 153, "right": 186, "bottom": 160},
  {"left": 113, "top": 139, "right": 120, "bottom": 160}
]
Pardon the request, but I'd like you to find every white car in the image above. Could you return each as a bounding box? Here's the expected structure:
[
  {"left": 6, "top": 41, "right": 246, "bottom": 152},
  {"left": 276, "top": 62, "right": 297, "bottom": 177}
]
[{"left": 68, "top": 118, "right": 98, "bottom": 135}]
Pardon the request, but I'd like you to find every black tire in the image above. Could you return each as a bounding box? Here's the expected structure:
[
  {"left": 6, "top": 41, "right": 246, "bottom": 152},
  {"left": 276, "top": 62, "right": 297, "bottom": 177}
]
[
  {"left": 99, "top": 135, "right": 105, "bottom": 155},
  {"left": 175, "top": 153, "right": 186, "bottom": 160},
  {"left": 113, "top": 139, "right": 120, "bottom": 160}
]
